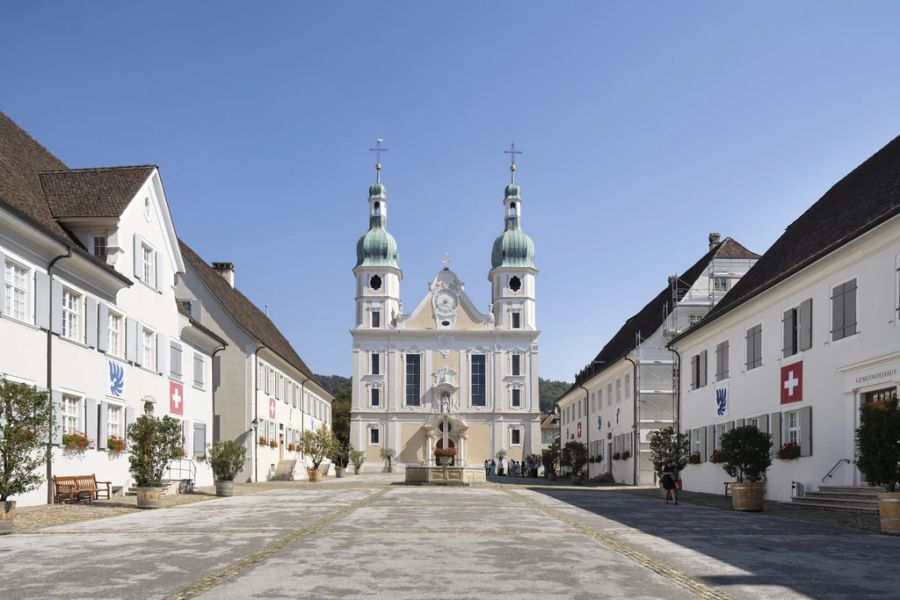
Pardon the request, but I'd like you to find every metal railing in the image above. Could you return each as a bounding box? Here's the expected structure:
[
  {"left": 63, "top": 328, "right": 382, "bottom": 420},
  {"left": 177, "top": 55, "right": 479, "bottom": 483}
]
[{"left": 821, "top": 458, "right": 852, "bottom": 483}]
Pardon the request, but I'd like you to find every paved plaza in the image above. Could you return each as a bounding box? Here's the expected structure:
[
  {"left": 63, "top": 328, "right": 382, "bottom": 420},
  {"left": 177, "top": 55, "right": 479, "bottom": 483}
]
[{"left": 2, "top": 476, "right": 899, "bottom": 599}]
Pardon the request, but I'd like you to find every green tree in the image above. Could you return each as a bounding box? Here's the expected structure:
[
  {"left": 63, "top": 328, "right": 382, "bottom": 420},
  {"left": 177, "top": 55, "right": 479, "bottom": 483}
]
[
  {"left": 856, "top": 397, "right": 900, "bottom": 492},
  {"left": 0, "top": 380, "right": 54, "bottom": 502},
  {"left": 561, "top": 441, "right": 588, "bottom": 477},
  {"left": 720, "top": 425, "right": 772, "bottom": 483},
  {"left": 301, "top": 425, "right": 337, "bottom": 470},
  {"left": 208, "top": 440, "right": 246, "bottom": 482},
  {"left": 648, "top": 427, "right": 690, "bottom": 474},
  {"left": 539, "top": 378, "right": 571, "bottom": 413},
  {"left": 315, "top": 374, "right": 351, "bottom": 447},
  {"left": 542, "top": 440, "right": 560, "bottom": 475},
  {"left": 127, "top": 415, "right": 183, "bottom": 487}
]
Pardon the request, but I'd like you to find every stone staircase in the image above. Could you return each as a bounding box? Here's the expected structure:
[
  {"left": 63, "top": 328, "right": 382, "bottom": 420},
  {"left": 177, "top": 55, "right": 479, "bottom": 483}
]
[
  {"left": 270, "top": 460, "right": 297, "bottom": 481},
  {"left": 791, "top": 485, "right": 880, "bottom": 512}
]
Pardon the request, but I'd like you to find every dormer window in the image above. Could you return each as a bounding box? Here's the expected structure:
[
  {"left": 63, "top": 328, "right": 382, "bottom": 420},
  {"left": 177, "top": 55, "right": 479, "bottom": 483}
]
[{"left": 93, "top": 236, "right": 107, "bottom": 259}]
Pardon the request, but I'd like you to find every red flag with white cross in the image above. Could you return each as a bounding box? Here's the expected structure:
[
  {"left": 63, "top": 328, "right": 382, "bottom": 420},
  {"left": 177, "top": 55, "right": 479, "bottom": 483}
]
[
  {"left": 169, "top": 380, "right": 184, "bottom": 415},
  {"left": 269, "top": 397, "right": 277, "bottom": 419},
  {"left": 780, "top": 361, "right": 803, "bottom": 404}
]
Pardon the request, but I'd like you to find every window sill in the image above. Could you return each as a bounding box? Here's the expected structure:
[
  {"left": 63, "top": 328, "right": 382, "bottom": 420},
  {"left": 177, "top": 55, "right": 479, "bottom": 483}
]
[
  {"left": 1, "top": 314, "right": 38, "bottom": 330},
  {"left": 193, "top": 384, "right": 205, "bottom": 392},
  {"left": 59, "top": 335, "right": 89, "bottom": 349}
]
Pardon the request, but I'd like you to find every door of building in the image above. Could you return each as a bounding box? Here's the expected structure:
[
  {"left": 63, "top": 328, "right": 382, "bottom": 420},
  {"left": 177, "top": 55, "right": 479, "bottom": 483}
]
[
  {"left": 606, "top": 442, "right": 612, "bottom": 474},
  {"left": 857, "top": 386, "right": 897, "bottom": 484}
]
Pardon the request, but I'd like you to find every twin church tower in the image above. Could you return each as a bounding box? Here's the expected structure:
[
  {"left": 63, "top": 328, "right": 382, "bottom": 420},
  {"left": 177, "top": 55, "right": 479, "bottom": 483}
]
[{"left": 349, "top": 144, "right": 543, "bottom": 472}]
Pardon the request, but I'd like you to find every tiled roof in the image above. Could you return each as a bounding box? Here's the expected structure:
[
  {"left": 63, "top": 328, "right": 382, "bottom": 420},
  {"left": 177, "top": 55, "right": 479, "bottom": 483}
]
[
  {"left": 560, "top": 237, "right": 756, "bottom": 401},
  {"left": 674, "top": 133, "right": 900, "bottom": 342},
  {"left": 179, "top": 239, "right": 329, "bottom": 395},
  {"left": 40, "top": 165, "right": 156, "bottom": 218}
]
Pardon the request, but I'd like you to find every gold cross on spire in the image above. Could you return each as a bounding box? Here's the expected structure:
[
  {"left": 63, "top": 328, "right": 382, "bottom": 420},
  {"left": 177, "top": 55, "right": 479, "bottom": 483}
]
[
  {"left": 504, "top": 142, "right": 522, "bottom": 182},
  {"left": 369, "top": 138, "right": 388, "bottom": 182}
]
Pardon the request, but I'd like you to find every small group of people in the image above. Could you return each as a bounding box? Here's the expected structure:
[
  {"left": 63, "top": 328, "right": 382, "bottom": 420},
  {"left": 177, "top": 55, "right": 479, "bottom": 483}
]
[
  {"left": 484, "top": 457, "right": 538, "bottom": 477},
  {"left": 660, "top": 464, "right": 682, "bottom": 505}
]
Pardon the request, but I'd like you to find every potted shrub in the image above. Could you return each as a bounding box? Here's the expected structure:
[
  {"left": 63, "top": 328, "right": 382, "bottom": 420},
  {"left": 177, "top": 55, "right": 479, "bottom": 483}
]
[
  {"left": 719, "top": 425, "right": 772, "bottom": 511},
  {"left": 127, "top": 415, "right": 182, "bottom": 508},
  {"left": 380, "top": 447, "right": 396, "bottom": 473},
  {"left": 329, "top": 443, "right": 349, "bottom": 478},
  {"left": 561, "top": 441, "right": 588, "bottom": 483},
  {"left": 209, "top": 440, "right": 246, "bottom": 497},
  {"left": 688, "top": 453, "right": 702, "bottom": 465},
  {"left": 649, "top": 427, "right": 689, "bottom": 497},
  {"left": 776, "top": 442, "right": 801, "bottom": 461},
  {"left": 269, "top": 439, "right": 277, "bottom": 449},
  {"left": 542, "top": 442, "right": 559, "bottom": 480},
  {"left": 300, "top": 426, "right": 336, "bottom": 482},
  {"left": 107, "top": 435, "right": 126, "bottom": 457},
  {"left": 434, "top": 446, "right": 457, "bottom": 466},
  {"left": 0, "top": 380, "right": 53, "bottom": 534},
  {"left": 350, "top": 448, "right": 366, "bottom": 474},
  {"left": 856, "top": 397, "right": 900, "bottom": 535},
  {"left": 710, "top": 449, "right": 726, "bottom": 464},
  {"left": 171, "top": 446, "right": 185, "bottom": 459}
]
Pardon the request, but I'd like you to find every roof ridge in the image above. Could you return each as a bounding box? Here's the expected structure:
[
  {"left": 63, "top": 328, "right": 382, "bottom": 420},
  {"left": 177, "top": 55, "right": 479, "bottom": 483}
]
[{"left": 40, "top": 164, "right": 157, "bottom": 174}]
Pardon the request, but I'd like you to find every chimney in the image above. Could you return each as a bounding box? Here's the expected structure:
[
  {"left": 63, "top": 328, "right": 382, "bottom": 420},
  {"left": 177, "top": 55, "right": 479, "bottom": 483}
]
[
  {"left": 211, "top": 261, "right": 235, "bottom": 287},
  {"left": 708, "top": 232, "right": 721, "bottom": 250}
]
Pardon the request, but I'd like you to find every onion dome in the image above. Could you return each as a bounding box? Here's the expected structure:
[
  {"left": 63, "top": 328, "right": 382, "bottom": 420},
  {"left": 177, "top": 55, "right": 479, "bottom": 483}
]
[
  {"left": 369, "top": 181, "right": 387, "bottom": 199},
  {"left": 491, "top": 224, "right": 535, "bottom": 269},
  {"left": 504, "top": 182, "right": 520, "bottom": 199},
  {"left": 356, "top": 181, "right": 399, "bottom": 269}
]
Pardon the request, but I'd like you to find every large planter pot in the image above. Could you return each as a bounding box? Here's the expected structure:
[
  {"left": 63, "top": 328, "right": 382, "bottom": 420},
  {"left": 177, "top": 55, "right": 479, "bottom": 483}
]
[
  {"left": 215, "top": 481, "right": 234, "bottom": 497},
  {"left": 353, "top": 467, "right": 360, "bottom": 475},
  {"left": 136, "top": 486, "right": 163, "bottom": 509},
  {"left": 878, "top": 491, "right": 900, "bottom": 535},
  {"left": 335, "top": 466, "right": 345, "bottom": 479},
  {"left": 307, "top": 467, "right": 322, "bottom": 482},
  {"left": 730, "top": 481, "right": 765, "bottom": 512},
  {"left": 0, "top": 501, "right": 15, "bottom": 535}
]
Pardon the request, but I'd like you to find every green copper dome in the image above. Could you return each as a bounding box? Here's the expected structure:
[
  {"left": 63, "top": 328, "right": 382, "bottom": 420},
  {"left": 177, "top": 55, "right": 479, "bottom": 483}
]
[
  {"left": 369, "top": 181, "right": 387, "bottom": 198},
  {"left": 356, "top": 222, "right": 399, "bottom": 269},
  {"left": 491, "top": 220, "right": 534, "bottom": 269},
  {"left": 504, "top": 182, "right": 520, "bottom": 198}
]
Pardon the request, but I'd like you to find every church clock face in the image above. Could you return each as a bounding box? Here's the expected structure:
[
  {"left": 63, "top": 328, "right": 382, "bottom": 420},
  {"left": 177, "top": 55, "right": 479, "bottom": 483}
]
[{"left": 432, "top": 289, "right": 459, "bottom": 316}]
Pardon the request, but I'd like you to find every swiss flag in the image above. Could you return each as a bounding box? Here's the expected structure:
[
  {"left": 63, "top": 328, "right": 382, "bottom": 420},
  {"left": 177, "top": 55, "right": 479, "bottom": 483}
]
[
  {"left": 269, "top": 397, "right": 277, "bottom": 419},
  {"left": 780, "top": 361, "right": 803, "bottom": 405},
  {"left": 169, "top": 381, "right": 184, "bottom": 415}
]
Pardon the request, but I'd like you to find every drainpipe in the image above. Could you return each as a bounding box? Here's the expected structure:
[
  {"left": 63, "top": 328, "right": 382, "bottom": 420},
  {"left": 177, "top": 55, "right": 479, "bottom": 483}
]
[
  {"left": 45, "top": 250, "right": 71, "bottom": 504},
  {"left": 299, "top": 375, "right": 310, "bottom": 464},
  {"left": 252, "top": 344, "right": 265, "bottom": 482},
  {"left": 210, "top": 343, "right": 226, "bottom": 439},
  {"left": 624, "top": 356, "right": 638, "bottom": 486},
  {"left": 670, "top": 347, "right": 683, "bottom": 434},
  {"left": 578, "top": 384, "right": 589, "bottom": 480}
]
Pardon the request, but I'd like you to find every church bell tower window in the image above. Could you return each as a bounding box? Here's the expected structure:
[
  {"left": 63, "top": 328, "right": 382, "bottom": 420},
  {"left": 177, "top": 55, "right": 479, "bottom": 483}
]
[
  {"left": 509, "top": 276, "right": 521, "bottom": 292},
  {"left": 370, "top": 274, "right": 382, "bottom": 291}
]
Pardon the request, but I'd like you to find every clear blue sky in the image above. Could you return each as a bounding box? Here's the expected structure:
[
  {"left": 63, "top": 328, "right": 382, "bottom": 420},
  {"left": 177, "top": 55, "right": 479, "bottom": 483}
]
[{"left": 4, "top": 2, "right": 900, "bottom": 381}]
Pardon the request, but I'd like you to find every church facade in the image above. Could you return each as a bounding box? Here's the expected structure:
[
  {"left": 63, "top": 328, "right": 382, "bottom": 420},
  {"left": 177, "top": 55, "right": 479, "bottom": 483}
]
[{"left": 349, "top": 161, "right": 541, "bottom": 471}]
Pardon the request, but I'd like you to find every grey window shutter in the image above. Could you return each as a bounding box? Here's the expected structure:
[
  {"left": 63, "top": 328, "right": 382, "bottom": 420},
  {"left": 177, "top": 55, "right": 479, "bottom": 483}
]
[
  {"left": 156, "top": 333, "right": 166, "bottom": 375},
  {"left": 690, "top": 355, "right": 698, "bottom": 389},
  {"left": 133, "top": 235, "right": 142, "bottom": 279},
  {"left": 845, "top": 280, "right": 857, "bottom": 335},
  {"left": 757, "top": 413, "right": 769, "bottom": 435},
  {"left": 699, "top": 350, "right": 707, "bottom": 387},
  {"left": 745, "top": 328, "right": 753, "bottom": 368},
  {"left": 52, "top": 391, "right": 63, "bottom": 445},
  {"left": 35, "top": 271, "right": 50, "bottom": 329},
  {"left": 722, "top": 342, "right": 729, "bottom": 379},
  {"left": 50, "top": 279, "right": 63, "bottom": 334},
  {"left": 125, "top": 406, "right": 135, "bottom": 439},
  {"left": 85, "top": 398, "right": 98, "bottom": 447},
  {"left": 770, "top": 412, "right": 782, "bottom": 454},
  {"left": 698, "top": 427, "right": 707, "bottom": 462},
  {"left": 127, "top": 319, "right": 139, "bottom": 364},
  {"left": 706, "top": 424, "right": 716, "bottom": 458},
  {"left": 0, "top": 250, "right": 5, "bottom": 315},
  {"left": 85, "top": 297, "right": 98, "bottom": 348},
  {"left": 782, "top": 309, "right": 795, "bottom": 357},
  {"left": 735, "top": 418, "right": 745, "bottom": 429},
  {"left": 715, "top": 344, "right": 723, "bottom": 380},
  {"left": 97, "top": 304, "right": 109, "bottom": 353},
  {"left": 689, "top": 428, "right": 695, "bottom": 455},
  {"left": 798, "top": 298, "right": 813, "bottom": 351},
  {"left": 98, "top": 401, "right": 109, "bottom": 449},
  {"left": 155, "top": 251, "right": 163, "bottom": 292},
  {"left": 182, "top": 419, "right": 192, "bottom": 455},
  {"left": 799, "top": 406, "right": 813, "bottom": 457},
  {"left": 194, "top": 423, "right": 206, "bottom": 457}
]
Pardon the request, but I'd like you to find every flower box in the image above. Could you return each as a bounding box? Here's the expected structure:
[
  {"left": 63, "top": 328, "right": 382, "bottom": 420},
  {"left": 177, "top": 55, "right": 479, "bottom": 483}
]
[
  {"left": 776, "top": 442, "right": 801, "bottom": 461},
  {"left": 259, "top": 436, "right": 268, "bottom": 446},
  {"left": 612, "top": 452, "right": 621, "bottom": 461},
  {"left": 269, "top": 439, "right": 278, "bottom": 449},
  {"left": 710, "top": 449, "right": 726, "bottom": 464},
  {"left": 108, "top": 435, "right": 126, "bottom": 456},
  {"left": 688, "top": 452, "right": 702, "bottom": 465},
  {"left": 62, "top": 431, "right": 91, "bottom": 454}
]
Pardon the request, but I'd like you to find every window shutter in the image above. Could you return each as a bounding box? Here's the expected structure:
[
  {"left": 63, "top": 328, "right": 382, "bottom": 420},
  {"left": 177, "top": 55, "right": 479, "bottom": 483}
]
[
  {"left": 85, "top": 297, "right": 98, "bottom": 348},
  {"left": 50, "top": 279, "right": 63, "bottom": 334},
  {"left": 98, "top": 401, "right": 109, "bottom": 450},
  {"left": 690, "top": 355, "right": 698, "bottom": 389},
  {"left": 698, "top": 427, "right": 707, "bottom": 462},
  {"left": 705, "top": 424, "right": 715, "bottom": 458},
  {"left": 782, "top": 309, "right": 795, "bottom": 357},
  {"left": 126, "top": 318, "right": 138, "bottom": 363},
  {"left": 194, "top": 423, "right": 206, "bottom": 457},
  {"left": 770, "top": 412, "right": 782, "bottom": 454},
  {"left": 845, "top": 280, "right": 857, "bottom": 335},
  {"left": 182, "top": 419, "right": 192, "bottom": 455},
  {"left": 799, "top": 406, "right": 813, "bottom": 457},
  {"left": 722, "top": 342, "right": 729, "bottom": 379},
  {"left": 52, "top": 391, "right": 63, "bottom": 445},
  {"left": 757, "top": 413, "right": 769, "bottom": 435},
  {"left": 798, "top": 299, "right": 813, "bottom": 351},
  {"left": 155, "top": 251, "right": 163, "bottom": 292},
  {"left": 0, "top": 250, "right": 5, "bottom": 315},
  {"left": 726, "top": 420, "right": 735, "bottom": 433},
  {"left": 85, "top": 397, "right": 98, "bottom": 446},
  {"left": 699, "top": 351, "right": 707, "bottom": 387},
  {"left": 831, "top": 284, "right": 843, "bottom": 339},
  {"left": 156, "top": 333, "right": 166, "bottom": 375},
  {"left": 97, "top": 304, "right": 109, "bottom": 353},
  {"left": 35, "top": 271, "right": 50, "bottom": 329},
  {"left": 133, "top": 235, "right": 142, "bottom": 279},
  {"left": 125, "top": 406, "right": 135, "bottom": 442}
]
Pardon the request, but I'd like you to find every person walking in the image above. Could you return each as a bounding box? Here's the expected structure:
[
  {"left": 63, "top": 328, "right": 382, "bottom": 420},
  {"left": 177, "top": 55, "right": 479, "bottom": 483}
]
[
  {"left": 489, "top": 459, "right": 496, "bottom": 476},
  {"left": 661, "top": 465, "right": 679, "bottom": 505}
]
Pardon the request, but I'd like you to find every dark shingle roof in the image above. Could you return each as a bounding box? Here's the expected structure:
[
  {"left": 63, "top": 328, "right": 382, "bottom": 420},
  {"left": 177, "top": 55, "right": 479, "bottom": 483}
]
[
  {"left": 674, "top": 134, "right": 900, "bottom": 343},
  {"left": 179, "top": 240, "right": 327, "bottom": 394},
  {"left": 560, "top": 237, "right": 757, "bottom": 401},
  {"left": 40, "top": 165, "right": 156, "bottom": 218}
]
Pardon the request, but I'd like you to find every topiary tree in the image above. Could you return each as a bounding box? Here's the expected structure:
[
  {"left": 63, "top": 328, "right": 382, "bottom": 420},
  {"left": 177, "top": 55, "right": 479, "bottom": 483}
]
[
  {"left": 0, "top": 380, "right": 54, "bottom": 502},
  {"left": 856, "top": 397, "right": 900, "bottom": 492},
  {"left": 720, "top": 425, "right": 772, "bottom": 483},
  {"left": 560, "top": 441, "right": 588, "bottom": 478},
  {"left": 208, "top": 440, "right": 246, "bottom": 482},
  {"left": 127, "top": 415, "right": 183, "bottom": 487},
  {"left": 648, "top": 427, "right": 690, "bottom": 474},
  {"left": 328, "top": 441, "right": 350, "bottom": 469},
  {"left": 301, "top": 425, "right": 337, "bottom": 471}
]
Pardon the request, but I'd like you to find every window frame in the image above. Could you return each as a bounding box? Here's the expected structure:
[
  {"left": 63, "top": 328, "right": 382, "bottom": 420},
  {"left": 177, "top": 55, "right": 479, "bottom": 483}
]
[
  {"left": 141, "top": 327, "right": 156, "bottom": 370},
  {"left": 786, "top": 410, "right": 800, "bottom": 445},
  {"left": 107, "top": 309, "right": 123, "bottom": 358},
  {"left": 511, "top": 353, "right": 521, "bottom": 376},
  {"left": 370, "top": 386, "right": 381, "bottom": 408},
  {"left": 511, "top": 311, "right": 521, "bottom": 329},
  {"left": 511, "top": 387, "right": 521, "bottom": 408},
  {"left": 371, "top": 352, "right": 380, "bottom": 375},
  {"left": 141, "top": 242, "right": 155, "bottom": 285},
  {"left": 510, "top": 427, "right": 522, "bottom": 447},
  {"left": 471, "top": 354, "right": 486, "bottom": 407},
  {"left": 404, "top": 353, "right": 421, "bottom": 406},
  {"left": 107, "top": 403, "right": 123, "bottom": 438},
  {"left": 371, "top": 310, "right": 381, "bottom": 329},
  {"left": 62, "top": 394, "right": 82, "bottom": 435},
  {"left": 716, "top": 340, "right": 730, "bottom": 381},
  {"left": 4, "top": 259, "right": 30, "bottom": 323},
  {"left": 61, "top": 287, "right": 82, "bottom": 341},
  {"left": 93, "top": 235, "right": 108, "bottom": 259},
  {"left": 368, "top": 425, "right": 381, "bottom": 446}
]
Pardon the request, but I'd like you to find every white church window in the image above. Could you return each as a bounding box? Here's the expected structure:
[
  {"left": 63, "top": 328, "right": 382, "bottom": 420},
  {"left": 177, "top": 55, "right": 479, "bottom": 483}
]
[
  {"left": 511, "top": 388, "right": 521, "bottom": 408},
  {"left": 510, "top": 428, "right": 522, "bottom": 446},
  {"left": 4, "top": 259, "right": 29, "bottom": 322},
  {"left": 369, "top": 426, "right": 380, "bottom": 445},
  {"left": 405, "top": 354, "right": 421, "bottom": 406},
  {"left": 471, "top": 354, "right": 486, "bottom": 406}
]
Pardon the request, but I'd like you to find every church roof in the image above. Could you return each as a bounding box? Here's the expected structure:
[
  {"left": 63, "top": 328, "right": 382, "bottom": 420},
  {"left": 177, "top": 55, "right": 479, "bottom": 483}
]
[{"left": 671, "top": 133, "right": 900, "bottom": 345}]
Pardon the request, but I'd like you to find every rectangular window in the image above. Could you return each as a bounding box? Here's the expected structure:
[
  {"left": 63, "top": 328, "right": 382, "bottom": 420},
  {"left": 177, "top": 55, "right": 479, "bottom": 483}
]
[
  {"left": 369, "top": 427, "right": 380, "bottom": 445},
  {"left": 371, "top": 387, "right": 381, "bottom": 407},
  {"left": 193, "top": 353, "right": 204, "bottom": 387},
  {"left": 511, "top": 354, "right": 521, "bottom": 376},
  {"left": 831, "top": 279, "right": 857, "bottom": 341},
  {"left": 511, "top": 311, "right": 521, "bottom": 329},
  {"left": 371, "top": 310, "right": 381, "bottom": 328},
  {"left": 746, "top": 324, "right": 762, "bottom": 370},
  {"left": 142, "top": 328, "right": 155, "bottom": 370},
  {"left": 616, "top": 379, "right": 622, "bottom": 403},
  {"left": 510, "top": 428, "right": 522, "bottom": 446},
  {"left": 512, "top": 388, "right": 521, "bottom": 407},
  {"left": 61, "top": 288, "right": 81, "bottom": 340},
  {"left": 141, "top": 244, "right": 155, "bottom": 284},
  {"left": 93, "top": 236, "right": 107, "bottom": 259},
  {"left": 577, "top": 400, "right": 581, "bottom": 419},
  {"left": 689, "top": 314, "right": 703, "bottom": 328},
  {"left": 4, "top": 260, "right": 29, "bottom": 322},
  {"left": 108, "top": 404, "right": 122, "bottom": 437},
  {"left": 107, "top": 311, "right": 123, "bottom": 357},
  {"left": 783, "top": 307, "right": 798, "bottom": 357},
  {"left": 63, "top": 395, "right": 81, "bottom": 434},
  {"left": 713, "top": 276, "right": 729, "bottom": 292},
  {"left": 471, "top": 354, "right": 486, "bottom": 406},
  {"left": 268, "top": 368, "right": 276, "bottom": 394},
  {"left": 624, "top": 375, "right": 631, "bottom": 398},
  {"left": 600, "top": 388, "right": 606, "bottom": 407},
  {"left": 786, "top": 410, "right": 800, "bottom": 445},
  {"left": 371, "top": 353, "right": 380, "bottom": 375},
  {"left": 747, "top": 416, "right": 759, "bottom": 430},
  {"left": 170, "top": 341, "right": 182, "bottom": 378},
  {"left": 716, "top": 341, "right": 729, "bottom": 380},
  {"left": 607, "top": 383, "right": 613, "bottom": 406},
  {"left": 405, "top": 354, "right": 421, "bottom": 406}
]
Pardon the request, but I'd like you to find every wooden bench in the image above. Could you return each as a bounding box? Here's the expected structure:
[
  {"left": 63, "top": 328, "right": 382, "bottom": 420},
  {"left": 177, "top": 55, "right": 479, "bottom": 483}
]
[{"left": 52, "top": 475, "right": 111, "bottom": 504}]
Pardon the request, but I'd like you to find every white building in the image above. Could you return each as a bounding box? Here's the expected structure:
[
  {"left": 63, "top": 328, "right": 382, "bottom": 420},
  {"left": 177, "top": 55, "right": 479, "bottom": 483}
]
[
  {"left": 557, "top": 235, "right": 758, "bottom": 484},
  {"left": 671, "top": 134, "right": 900, "bottom": 503},
  {"left": 0, "top": 111, "right": 221, "bottom": 506},
  {"left": 177, "top": 243, "right": 333, "bottom": 482},
  {"left": 349, "top": 160, "right": 542, "bottom": 470}
]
